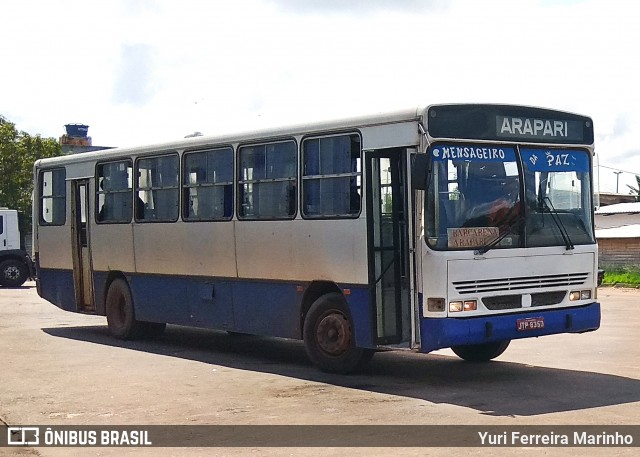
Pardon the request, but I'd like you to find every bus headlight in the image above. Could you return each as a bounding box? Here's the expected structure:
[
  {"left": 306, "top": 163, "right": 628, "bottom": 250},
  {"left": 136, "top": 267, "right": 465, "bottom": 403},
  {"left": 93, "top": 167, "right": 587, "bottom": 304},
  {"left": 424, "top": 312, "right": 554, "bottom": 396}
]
[
  {"left": 570, "top": 290, "right": 592, "bottom": 301},
  {"left": 449, "top": 300, "right": 477, "bottom": 312}
]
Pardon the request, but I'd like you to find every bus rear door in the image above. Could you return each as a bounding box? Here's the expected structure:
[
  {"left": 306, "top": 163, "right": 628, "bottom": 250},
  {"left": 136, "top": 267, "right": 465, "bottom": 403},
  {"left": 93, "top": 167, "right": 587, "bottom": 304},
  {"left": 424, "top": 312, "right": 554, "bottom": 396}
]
[{"left": 71, "top": 179, "right": 95, "bottom": 312}]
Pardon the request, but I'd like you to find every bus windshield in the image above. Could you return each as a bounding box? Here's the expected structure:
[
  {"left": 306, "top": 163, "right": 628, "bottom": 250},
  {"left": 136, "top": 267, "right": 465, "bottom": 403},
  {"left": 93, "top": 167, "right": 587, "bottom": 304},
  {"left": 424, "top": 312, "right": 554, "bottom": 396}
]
[
  {"left": 521, "top": 148, "right": 594, "bottom": 248},
  {"left": 425, "top": 144, "right": 594, "bottom": 250}
]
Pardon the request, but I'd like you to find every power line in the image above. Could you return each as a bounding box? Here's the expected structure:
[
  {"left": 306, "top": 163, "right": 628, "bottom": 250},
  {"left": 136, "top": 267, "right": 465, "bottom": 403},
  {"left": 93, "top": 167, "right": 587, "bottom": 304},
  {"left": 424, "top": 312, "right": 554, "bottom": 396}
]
[{"left": 596, "top": 164, "right": 640, "bottom": 176}]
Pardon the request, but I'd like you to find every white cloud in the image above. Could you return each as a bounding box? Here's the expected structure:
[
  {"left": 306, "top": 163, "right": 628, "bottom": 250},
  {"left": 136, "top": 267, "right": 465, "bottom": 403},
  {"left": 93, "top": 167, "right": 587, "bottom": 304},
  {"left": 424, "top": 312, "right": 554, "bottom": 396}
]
[
  {"left": 112, "top": 44, "right": 157, "bottom": 106},
  {"left": 265, "top": 0, "right": 449, "bottom": 15}
]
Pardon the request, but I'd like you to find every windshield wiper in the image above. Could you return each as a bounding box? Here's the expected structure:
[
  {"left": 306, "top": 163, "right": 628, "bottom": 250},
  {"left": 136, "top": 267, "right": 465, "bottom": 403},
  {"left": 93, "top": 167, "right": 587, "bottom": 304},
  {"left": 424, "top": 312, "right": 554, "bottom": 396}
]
[
  {"left": 475, "top": 215, "right": 525, "bottom": 255},
  {"left": 540, "top": 197, "right": 574, "bottom": 250}
]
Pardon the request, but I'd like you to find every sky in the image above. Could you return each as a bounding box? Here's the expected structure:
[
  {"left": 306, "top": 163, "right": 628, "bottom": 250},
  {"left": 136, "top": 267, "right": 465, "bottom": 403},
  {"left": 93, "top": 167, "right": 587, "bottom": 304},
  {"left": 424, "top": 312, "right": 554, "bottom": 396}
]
[{"left": 1, "top": 0, "right": 639, "bottom": 194}]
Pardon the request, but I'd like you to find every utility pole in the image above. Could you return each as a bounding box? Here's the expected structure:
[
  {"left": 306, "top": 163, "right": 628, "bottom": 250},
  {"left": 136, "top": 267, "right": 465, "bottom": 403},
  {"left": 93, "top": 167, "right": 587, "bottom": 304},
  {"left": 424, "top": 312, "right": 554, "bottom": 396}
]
[{"left": 614, "top": 171, "right": 623, "bottom": 193}]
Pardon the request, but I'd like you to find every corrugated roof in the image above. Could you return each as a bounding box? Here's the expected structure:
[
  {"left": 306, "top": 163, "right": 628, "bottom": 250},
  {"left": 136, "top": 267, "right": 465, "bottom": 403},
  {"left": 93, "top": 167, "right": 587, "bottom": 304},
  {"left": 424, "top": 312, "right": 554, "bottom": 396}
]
[
  {"left": 595, "top": 202, "right": 640, "bottom": 215},
  {"left": 595, "top": 224, "right": 640, "bottom": 238}
]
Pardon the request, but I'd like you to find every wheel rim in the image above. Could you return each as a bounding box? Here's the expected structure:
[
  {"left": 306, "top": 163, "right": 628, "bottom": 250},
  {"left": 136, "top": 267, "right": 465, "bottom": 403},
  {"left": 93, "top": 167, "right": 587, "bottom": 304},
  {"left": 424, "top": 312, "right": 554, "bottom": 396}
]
[
  {"left": 4, "top": 265, "right": 20, "bottom": 281},
  {"left": 315, "top": 311, "right": 352, "bottom": 356}
]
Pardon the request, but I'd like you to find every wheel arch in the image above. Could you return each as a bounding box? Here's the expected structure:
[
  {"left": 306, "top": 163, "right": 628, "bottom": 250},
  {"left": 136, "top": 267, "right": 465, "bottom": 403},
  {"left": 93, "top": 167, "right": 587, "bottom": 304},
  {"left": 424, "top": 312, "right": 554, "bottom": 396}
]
[{"left": 299, "top": 280, "right": 344, "bottom": 338}]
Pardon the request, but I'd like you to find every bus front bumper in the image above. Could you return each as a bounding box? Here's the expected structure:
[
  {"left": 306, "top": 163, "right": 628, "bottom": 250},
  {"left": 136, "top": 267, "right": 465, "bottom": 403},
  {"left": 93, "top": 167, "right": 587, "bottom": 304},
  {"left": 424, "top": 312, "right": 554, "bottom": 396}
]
[{"left": 420, "top": 302, "right": 601, "bottom": 353}]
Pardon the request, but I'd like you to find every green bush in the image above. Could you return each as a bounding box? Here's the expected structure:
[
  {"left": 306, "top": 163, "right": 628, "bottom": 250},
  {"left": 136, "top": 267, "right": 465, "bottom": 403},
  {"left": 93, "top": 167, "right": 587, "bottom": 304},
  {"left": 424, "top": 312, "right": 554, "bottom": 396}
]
[{"left": 601, "top": 266, "right": 640, "bottom": 286}]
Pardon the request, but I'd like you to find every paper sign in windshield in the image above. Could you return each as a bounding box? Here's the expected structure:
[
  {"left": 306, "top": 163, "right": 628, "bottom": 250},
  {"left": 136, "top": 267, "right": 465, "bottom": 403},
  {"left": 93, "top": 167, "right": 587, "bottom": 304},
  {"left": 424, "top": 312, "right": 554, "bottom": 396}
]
[{"left": 448, "top": 227, "right": 499, "bottom": 248}]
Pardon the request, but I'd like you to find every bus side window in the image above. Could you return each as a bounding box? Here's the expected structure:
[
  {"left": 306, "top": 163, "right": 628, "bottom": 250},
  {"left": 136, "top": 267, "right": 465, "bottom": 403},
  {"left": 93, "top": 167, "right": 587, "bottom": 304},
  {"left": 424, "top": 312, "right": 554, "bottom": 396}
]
[
  {"left": 183, "top": 147, "right": 234, "bottom": 221},
  {"left": 238, "top": 141, "right": 296, "bottom": 220},
  {"left": 301, "top": 133, "right": 361, "bottom": 218},
  {"left": 40, "top": 168, "right": 66, "bottom": 226},
  {"left": 96, "top": 160, "right": 133, "bottom": 223},
  {"left": 136, "top": 154, "right": 179, "bottom": 222}
]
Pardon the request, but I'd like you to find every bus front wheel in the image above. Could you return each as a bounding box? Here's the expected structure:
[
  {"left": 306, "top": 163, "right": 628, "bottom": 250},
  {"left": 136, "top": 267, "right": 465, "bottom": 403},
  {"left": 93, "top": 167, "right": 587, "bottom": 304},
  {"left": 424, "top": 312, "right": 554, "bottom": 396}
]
[
  {"left": 451, "top": 340, "right": 510, "bottom": 362},
  {"left": 303, "top": 293, "right": 374, "bottom": 374},
  {"left": 106, "top": 278, "right": 144, "bottom": 340}
]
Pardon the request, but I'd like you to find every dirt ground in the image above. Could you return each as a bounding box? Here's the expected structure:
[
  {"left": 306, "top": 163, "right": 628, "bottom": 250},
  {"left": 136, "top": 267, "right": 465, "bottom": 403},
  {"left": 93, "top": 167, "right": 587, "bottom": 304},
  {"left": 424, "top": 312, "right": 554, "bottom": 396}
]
[{"left": 0, "top": 284, "right": 639, "bottom": 456}]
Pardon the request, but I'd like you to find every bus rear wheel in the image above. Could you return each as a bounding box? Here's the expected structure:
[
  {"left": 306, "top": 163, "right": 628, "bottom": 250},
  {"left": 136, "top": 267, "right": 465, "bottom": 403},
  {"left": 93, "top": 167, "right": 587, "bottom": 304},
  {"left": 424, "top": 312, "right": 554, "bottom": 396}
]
[
  {"left": 451, "top": 340, "right": 510, "bottom": 362},
  {"left": 303, "top": 293, "right": 374, "bottom": 374},
  {"left": 106, "top": 278, "right": 145, "bottom": 340}
]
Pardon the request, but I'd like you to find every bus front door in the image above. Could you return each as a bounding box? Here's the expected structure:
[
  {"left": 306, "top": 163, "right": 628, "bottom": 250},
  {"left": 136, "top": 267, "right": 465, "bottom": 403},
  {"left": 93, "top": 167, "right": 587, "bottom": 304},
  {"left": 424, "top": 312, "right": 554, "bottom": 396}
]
[
  {"left": 71, "top": 179, "right": 95, "bottom": 312},
  {"left": 366, "top": 150, "right": 411, "bottom": 345}
]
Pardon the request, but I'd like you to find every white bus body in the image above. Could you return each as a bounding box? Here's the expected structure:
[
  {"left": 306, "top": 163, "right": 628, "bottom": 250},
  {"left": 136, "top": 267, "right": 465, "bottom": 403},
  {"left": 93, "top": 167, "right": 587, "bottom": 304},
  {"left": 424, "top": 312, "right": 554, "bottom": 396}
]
[{"left": 34, "top": 105, "right": 600, "bottom": 372}]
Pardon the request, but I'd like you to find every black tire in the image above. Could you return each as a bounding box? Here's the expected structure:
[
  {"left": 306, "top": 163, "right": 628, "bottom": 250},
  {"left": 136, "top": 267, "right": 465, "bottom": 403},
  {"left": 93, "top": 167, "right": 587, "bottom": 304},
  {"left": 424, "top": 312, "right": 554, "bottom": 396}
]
[
  {"left": 303, "top": 293, "right": 374, "bottom": 374},
  {"left": 451, "top": 340, "right": 511, "bottom": 362},
  {"left": 0, "top": 259, "right": 29, "bottom": 287},
  {"left": 105, "top": 278, "right": 145, "bottom": 340}
]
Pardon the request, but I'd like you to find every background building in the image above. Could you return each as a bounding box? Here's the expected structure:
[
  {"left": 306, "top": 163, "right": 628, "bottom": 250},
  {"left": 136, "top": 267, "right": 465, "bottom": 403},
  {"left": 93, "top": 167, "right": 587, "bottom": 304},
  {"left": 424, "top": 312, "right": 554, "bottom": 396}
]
[
  {"left": 60, "top": 124, "right": 113, "bottom": 154},
  {"left": 595, "top": 202, "right": 640, "bottom": 269}
]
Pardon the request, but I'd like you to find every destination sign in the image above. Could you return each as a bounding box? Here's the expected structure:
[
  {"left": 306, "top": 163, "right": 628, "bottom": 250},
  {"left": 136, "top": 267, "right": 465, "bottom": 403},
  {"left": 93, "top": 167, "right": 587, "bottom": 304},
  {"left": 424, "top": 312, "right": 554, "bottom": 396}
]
[
  {"left": 427, "top": 105, "right": 594, "bottom": 145},
  {"left": 520, "top": 148, "right": 590, "bottom": 172},
  {"left": 496, "top": 116, "right": 585, "bottom": 142},
  {"left": 431, "top": 144, "right": 516, "bottom": 162}
]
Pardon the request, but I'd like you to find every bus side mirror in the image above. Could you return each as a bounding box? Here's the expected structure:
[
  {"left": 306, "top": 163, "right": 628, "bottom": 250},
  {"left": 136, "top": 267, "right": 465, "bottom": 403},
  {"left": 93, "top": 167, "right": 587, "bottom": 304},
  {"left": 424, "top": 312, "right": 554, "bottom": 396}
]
[{"left": 412, "top": 154, "right": 430, "bottom": 190}]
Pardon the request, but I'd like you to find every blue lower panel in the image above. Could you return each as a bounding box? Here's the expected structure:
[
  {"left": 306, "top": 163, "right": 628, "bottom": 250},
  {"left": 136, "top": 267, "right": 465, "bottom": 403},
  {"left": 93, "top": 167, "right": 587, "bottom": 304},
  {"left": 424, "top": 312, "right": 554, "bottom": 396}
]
[
  {"left": 232, "top": 281, "right": 300, "bottom": 339},
  {"left": 344, "top": 287, "right": 375, "bottom": 349},
  {"left": 39, "top": 269, "right": 375, "bottom": 345},
  {"left": 37, "top": 269, "right": 76, "bottom": 312},
  {"left": 130, "top": 277, "right": 372, "bottom": 342},
  {"left": 420, "top": 302, "right": 601, "bottom": 353},
  {"left": 128, "top": 275, "right": 235, "bottom": 329},
  {"left": 92, "top": 271, "right": 109, "bottom": 315}
]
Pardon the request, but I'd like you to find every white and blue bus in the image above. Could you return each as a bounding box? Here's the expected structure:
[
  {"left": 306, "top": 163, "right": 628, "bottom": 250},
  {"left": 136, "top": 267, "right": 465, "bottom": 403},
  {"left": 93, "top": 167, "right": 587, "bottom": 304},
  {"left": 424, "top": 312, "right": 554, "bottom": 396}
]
[{"left": 34, "top": 104, "right": 600, "bottom": 373}]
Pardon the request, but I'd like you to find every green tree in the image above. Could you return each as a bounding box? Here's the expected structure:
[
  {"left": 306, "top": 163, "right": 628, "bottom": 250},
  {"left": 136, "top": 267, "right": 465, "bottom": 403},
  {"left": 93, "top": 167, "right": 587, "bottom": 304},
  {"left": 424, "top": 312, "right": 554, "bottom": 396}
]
[
  {"left": 0, "top": 115, "right": 62, "bottom": 233},
  {"left": 627, "top": 175, "right": 640, "bottom": 202}
]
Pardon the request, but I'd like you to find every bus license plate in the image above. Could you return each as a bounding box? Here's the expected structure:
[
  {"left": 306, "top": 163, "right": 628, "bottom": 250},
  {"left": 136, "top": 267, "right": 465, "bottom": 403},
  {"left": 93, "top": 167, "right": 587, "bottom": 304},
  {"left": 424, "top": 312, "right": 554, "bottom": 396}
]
[{"left": 516, "top": 317, "right": 545, "bottom": 331}]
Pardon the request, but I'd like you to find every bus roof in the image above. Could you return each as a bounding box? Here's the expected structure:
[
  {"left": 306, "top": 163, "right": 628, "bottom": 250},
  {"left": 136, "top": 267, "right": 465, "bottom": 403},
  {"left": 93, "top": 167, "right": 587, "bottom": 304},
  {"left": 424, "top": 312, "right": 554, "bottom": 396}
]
[{"left": 35, "top": 107, "right": 424, "bottom": 168}]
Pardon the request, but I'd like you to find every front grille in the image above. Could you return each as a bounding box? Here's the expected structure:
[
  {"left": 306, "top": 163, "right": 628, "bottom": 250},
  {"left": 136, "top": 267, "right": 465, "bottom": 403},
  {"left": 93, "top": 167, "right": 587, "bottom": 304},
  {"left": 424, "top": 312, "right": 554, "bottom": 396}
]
[
  {"left": 531, "top": 291, "right": 567, "bottom": 307},
  {"left": 453, "top": 272, "right": 588, "bottom": 294},
  {"left": 482, "top": 295, "right": 522, "bottom": 310}
]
